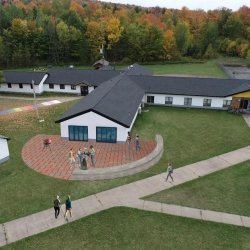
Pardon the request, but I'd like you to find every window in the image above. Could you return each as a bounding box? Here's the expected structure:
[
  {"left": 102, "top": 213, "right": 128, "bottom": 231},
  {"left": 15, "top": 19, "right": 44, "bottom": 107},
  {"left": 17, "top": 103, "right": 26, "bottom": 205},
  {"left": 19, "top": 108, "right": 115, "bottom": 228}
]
[
  {"left": 7, "top": 83, "right": 12, "bottom": 88},
  {"left": 203, "top": 98, "right": 211, "bottom": 107},
  {"left": 68, "top": 126, "right": 88, "bottom": 141},
  {"left": 49, "top": 84, "right": 54, "bottom": 89},
  {"left": 30, "top": 84, "right": 33, "bottom": 89},
  {"left": 184, "top": 97, "right": 192, "bottom": 106},
  {"left": 96, "top": 127, "right": 117, "bottom": 143},
  {"left": 71, "top": 85, "right": 76, "bottom": 90},
  {"left": 165, "top": 96, "right": 173, "bottom": 105},
  {"left": 60, "top": 84, "right": 65, "bottom": 89},
  {"left": 223, "top": 100, "right": 231, "bottom": 108},
  {"left": 147, "top": 96, "right": 154, "bottom": 103},
  {"left": 19, "top": 83, "right": 23, "bottom": 89}
]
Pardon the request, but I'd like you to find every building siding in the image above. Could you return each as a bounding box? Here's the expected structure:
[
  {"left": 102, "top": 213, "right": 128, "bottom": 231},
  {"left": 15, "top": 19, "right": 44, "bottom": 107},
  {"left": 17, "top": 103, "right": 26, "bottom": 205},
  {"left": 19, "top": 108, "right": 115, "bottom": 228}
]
[
  {"left": 0, "top": 138, "right": 9, "bottom": 164},
  {"left": 60, "top": 111, "right": 132, "bottom": 142}
]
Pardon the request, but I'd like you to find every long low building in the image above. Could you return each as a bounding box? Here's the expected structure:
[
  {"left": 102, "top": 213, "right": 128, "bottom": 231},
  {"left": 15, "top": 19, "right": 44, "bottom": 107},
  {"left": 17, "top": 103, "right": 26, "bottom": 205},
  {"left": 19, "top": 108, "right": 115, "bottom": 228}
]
[{"left": 1, "top": 64, "right": 250, "bottom": 142}]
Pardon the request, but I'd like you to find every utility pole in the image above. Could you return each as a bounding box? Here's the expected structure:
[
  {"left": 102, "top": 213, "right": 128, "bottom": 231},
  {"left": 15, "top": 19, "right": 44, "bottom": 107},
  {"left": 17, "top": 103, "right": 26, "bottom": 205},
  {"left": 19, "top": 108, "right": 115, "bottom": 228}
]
[{"left": 32, "top": 80, "right": 44, "bottom": 122}]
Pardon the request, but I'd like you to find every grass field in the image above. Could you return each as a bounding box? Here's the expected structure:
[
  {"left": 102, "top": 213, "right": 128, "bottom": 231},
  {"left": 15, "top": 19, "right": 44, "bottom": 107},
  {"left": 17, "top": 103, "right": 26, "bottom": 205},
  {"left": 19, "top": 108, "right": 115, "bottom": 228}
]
[
  {"left": 1, "top": 103, "right": 250, "bottom": 223},
  {"left": 0, "top": 99, "right": 36, "bottom": 111},
  {"left": 2, "top": 207, "right": 250, "bottom": 250},
  {"left": 146, "top": 160, "right": 250, "bottom": 216},
  {"left": 144, "top": 60, "right": 227, "bottom": 77}
]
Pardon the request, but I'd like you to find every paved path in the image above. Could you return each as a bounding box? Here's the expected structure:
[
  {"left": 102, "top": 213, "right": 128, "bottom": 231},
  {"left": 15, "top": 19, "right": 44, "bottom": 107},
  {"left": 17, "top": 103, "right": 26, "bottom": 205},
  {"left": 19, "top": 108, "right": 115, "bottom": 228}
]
[
  {"left": 243, "top": 114, "right": 250, "bottom": 127},
  {"left": 22, "top": 135, "right": 157, "bottom": 180},
  {"left": 1, "top": 145, "right": 250, "bottom": 246}
]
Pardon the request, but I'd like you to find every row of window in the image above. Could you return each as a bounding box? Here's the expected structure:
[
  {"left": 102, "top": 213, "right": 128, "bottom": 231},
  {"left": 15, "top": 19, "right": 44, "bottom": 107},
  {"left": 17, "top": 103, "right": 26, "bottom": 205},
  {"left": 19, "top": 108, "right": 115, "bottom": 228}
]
[
  {"left": 7, "top": 83, "right": 33, "bottom": 89},
  {"left": 68, "top": 126, "right": 117, "bottom": 143},
  {"left": 147, "top": 96, "right": 232, "bottom": 108},
  {"left": 6, "top": 83, "right": 77, "bottom": 90}
]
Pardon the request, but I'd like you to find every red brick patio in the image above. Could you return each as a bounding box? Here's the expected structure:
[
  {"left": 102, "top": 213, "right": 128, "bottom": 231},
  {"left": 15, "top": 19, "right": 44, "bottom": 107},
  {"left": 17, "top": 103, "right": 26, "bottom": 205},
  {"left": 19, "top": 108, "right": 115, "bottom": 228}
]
[{"left": 22, "top": 135, "right": 156, "bottom": 180}]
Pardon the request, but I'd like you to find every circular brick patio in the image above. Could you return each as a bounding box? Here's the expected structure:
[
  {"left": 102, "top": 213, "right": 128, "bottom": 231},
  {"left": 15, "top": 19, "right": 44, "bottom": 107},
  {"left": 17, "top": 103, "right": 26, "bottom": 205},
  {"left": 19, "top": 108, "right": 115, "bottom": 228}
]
[{"left": 22, "top": 135, "right": 157, "bottom": 180}]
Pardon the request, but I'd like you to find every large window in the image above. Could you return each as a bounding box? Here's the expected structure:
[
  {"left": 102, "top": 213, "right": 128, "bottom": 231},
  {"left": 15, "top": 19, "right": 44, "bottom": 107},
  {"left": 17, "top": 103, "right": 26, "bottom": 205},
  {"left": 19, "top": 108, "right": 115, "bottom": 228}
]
[
  {"left": 7, "top": 83, "right": 12, "bottom": 88},
  {"left": 68, "top": 126, "right": 88, "bottom": 141},
  {"left": 165, "top": 96, "right": 173, "bottom": 105},
  {"left": 184, "top": 97, "right": 192, "bottom": 106},
  {"left": 19, "top": 83, "right": 23, "bottom": 89},
  {"left": 203, "top": 98, "right": 212, "bottom": 107},
  {"left": 223, "top": 100, "right": 231, "bottom": 108},
  {"left": 71, "top": 85, "right": 76, "bottom": 90},
  {"left": 96, "top": 127, "right": 117, "bottom": 143},
  {"left": 147, "top": 95, "right": 154, "bottom": 103},
  {"left": 60, "top": 84, "right": 65, "bottom": 89}
]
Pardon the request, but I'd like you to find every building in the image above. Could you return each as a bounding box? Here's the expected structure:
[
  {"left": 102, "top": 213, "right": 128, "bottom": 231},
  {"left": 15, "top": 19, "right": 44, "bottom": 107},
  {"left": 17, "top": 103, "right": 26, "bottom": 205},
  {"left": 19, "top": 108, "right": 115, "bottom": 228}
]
[
  {"left": 0, "top": 135, "right": 10, "bottom": 164},
  {"left": 1, "top": 64, "right": 250, "bottom": 142}
]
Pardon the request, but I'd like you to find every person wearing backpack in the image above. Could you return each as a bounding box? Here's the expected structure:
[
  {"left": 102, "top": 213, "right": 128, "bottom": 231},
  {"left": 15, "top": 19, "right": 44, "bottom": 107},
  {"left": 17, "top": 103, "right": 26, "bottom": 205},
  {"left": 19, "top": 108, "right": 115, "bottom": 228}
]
[
  {"left": 53, "top": 195, "right": 61, "bottom": 219},
  {"left": 64, "top": 195, "right": 72, "bottom": 220}
]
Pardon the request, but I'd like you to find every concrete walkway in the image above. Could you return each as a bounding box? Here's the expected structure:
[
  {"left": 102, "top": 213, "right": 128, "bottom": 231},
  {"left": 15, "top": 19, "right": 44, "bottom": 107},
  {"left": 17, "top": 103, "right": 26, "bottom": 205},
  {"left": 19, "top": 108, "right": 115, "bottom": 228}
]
[
  {"left": 243, "top": 114, "right": 250, "bottom": 127},
  {"left": 1, "top": 145, "right": 250, "bottom": 246}
]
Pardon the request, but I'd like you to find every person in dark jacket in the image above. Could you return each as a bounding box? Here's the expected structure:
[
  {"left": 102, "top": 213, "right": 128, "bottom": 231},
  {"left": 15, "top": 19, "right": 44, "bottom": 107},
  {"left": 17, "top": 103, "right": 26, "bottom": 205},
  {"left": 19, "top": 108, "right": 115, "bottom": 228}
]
[
  {"left": 64, "top": 195, "right": 72, "bottom": 220},
  {"left": 53, "top": 195, "right": 61, "bottom": 219}
]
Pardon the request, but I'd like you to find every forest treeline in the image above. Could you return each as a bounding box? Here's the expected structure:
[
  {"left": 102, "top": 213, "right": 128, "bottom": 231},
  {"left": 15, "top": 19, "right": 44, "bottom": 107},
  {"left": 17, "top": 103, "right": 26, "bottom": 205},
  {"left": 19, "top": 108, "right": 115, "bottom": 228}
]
[{"left": 0, "top": 0, "right": 249, "bottom": 67}]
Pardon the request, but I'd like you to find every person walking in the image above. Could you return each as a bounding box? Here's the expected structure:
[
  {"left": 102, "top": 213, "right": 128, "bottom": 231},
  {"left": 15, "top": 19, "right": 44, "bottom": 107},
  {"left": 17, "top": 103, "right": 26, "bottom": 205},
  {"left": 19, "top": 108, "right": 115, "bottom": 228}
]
[
  {"left": 64, "top": 195, "right": 72, "bottom": 220},
  {"left": 166, "top": 163, "right": 174, "bottom": 182},
  {"left": 89, "top": 145, "right": 96, "bottom": 167},
  {"left": 53, "top": 195, "right": 61, "bottom": 219},
  {"left": 135, "top": 134, "right": 141, "bottom": 151}
]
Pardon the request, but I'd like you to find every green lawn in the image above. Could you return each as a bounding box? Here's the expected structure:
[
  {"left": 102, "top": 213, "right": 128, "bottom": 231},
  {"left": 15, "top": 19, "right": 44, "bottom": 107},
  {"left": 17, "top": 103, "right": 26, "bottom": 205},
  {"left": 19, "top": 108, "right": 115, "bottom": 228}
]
[
  {"left": 146, "top": 160, "right": 250, "bottom": 217},
  {"left": 2, "top": 207, "right": 250, "bottom": 250},
  {"left": 1, "top": 105, "right": 250, "bottom": 223},
  {"left": 145, "top": 60, "right": 227, "bottom": 78}
]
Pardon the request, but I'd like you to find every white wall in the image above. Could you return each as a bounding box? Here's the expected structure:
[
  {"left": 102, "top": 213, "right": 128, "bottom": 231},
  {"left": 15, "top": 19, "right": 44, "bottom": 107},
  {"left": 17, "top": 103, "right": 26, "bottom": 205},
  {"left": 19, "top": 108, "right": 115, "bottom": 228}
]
[
  {"left": 145, "top": 94, "right": 232, "bottom": 109},
  {"left": 0, "top": 83, "right": 41, "bottom": 94},
  {"left": 43, "top": 84, "right": 81, "bottom": 94},
  {"left": 60, "top": 111, "right": 129, "bottom": 142},
  {"left": 0, "top": 138, "right": 9, "bottom": 164}
]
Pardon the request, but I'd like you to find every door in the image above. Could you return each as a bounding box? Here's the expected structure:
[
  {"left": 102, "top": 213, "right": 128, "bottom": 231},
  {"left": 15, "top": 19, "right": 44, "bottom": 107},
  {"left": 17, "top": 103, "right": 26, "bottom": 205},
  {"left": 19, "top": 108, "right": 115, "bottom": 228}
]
[
  {"left": 68, "top": 126, "right": 88, "bottom": 141},
  {"left": 240, "top": 99, "right": 249, "bottom": 109},
  {"left": 80, "top": 86, "right": 89, "bottom": 96}
]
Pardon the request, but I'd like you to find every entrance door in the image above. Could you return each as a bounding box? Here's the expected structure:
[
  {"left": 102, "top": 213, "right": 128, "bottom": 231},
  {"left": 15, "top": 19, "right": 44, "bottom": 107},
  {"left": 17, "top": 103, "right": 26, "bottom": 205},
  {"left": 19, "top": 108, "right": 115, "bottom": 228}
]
[
  {"left": 68, "top": 126, "right": 88, "bottom": 141},
  {"left": 240, "top": 99, "right": 249, "bottom": 109},
  {"left": 80, "top": 86, "right": 89, "bottom": 96}
]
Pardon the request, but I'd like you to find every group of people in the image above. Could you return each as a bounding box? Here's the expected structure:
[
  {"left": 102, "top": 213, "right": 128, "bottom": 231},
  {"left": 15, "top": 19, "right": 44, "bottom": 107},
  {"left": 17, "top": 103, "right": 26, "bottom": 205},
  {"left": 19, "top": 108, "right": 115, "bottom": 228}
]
[
  {"left": 69, "top": 145, "right": 96, "bottom": 169},
  {"left": 127, "top": 132, "right": 141, "bottom": 151},
  {"left": 53, "top": 195, "right": 72, "bottom": 220}
]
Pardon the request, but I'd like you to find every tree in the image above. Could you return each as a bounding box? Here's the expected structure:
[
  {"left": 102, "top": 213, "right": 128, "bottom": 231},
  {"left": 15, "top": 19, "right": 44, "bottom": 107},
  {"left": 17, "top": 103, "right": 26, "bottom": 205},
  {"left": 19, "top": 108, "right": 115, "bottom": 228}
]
[
  {"left": 163, "top": 30, "right": 178, "bottom": 60},
  {"left": 201, "top": 22, "right": 219, "bottom": 52},
  {"left": 175, "top": 21, "right": 191, "bottom": 55}
]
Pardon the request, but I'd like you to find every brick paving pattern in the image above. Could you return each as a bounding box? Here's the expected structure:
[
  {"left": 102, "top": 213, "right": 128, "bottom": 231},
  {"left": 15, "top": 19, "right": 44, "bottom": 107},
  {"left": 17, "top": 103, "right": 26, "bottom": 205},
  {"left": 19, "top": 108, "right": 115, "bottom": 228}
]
[{"left": 22, "top": 135, "right": 156, "bottom": 180}]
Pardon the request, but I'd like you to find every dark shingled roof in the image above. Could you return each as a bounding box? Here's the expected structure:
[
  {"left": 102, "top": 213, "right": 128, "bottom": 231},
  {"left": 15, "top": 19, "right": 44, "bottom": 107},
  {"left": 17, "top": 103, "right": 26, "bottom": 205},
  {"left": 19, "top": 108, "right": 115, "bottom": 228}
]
[
  {"left": 3, "top": 71, "right": 47, "bottom": 85},
  {"left": 130, "top": 75, "right": 250, "bottom": 97},
  {"left": 125, "top": 63, "right": 153, "bottom": 76},
  {"left": 46, "top": 68, "right": 121, "bottom": 86},
  {"left": 93, "top": 59, "right": 109, "bottom": 67},
  {"left": 56, "top": 74, "right": 145, "bottom": 127}
]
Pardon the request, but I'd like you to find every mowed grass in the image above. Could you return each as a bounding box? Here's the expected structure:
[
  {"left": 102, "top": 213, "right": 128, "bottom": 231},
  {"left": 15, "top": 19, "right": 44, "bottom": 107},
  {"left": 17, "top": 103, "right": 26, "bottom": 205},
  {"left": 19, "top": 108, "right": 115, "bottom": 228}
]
[
  {"left": 0, "top": 99, "right": 47, "bottom": 111},
  {"left": 1, "top": 104, "right": 250, "bottom": 223},
  {"left": 2, "top": 207, "right": 250, "bottom": 250},
  {"left": 145, "top": 60, "right": 227, "bottom": 78},
  {"left": 146, "top": 160, "right": 250, "bottom": 216}
]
